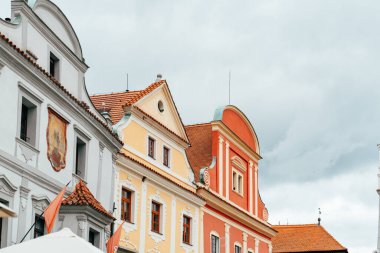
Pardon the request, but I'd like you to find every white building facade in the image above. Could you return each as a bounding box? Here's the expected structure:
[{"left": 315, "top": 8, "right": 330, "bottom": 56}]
[{"left": 0, "top": 0, "right": 122, "bottom": 251}]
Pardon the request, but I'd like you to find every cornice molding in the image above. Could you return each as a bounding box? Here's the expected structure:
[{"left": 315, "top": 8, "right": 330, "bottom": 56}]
[
  {"left": 212, "top": 121, "right": 262, "bottom": 161},
  {"left": 197, "top": 188, "right": 276, "bottom": 238},
  {"left": 116, "top": 155, "right": 205, "bottom": 207}
]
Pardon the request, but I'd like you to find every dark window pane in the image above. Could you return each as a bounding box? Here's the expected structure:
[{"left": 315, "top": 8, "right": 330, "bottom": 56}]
[{"left": 20, "top": 104, "right": 28, "bottom": 142}]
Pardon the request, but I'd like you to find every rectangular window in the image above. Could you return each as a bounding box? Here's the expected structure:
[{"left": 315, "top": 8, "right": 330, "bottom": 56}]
[
  {"left": 49, "top": 52, "right": 59, "bottom": 78},
  {"left": 0, "top": 199, "right": 8, "bottom": 249},
  {"left": 19, "top": 97, "right": 37, "bottom": 146},
  {"left": 34, "top": 215, "right": 45, "bottom": 238},
  {"left": 88, "top": 228, "right": 100, "bottom": 248},
  {"left": 121, "top": 188, "right": 133, "bottom": 223},
  {"left": 211, "top": 235, "right": 220, "bottom": 253},
  {"left": 182, "top": 215, "right": 191, "bottom": 245},
  {"left": 75, "top": 137, "right": 87, "bottom": 178},
  {"left": 163, "top": 146, "right": 170, "bottom": 167},
  {"left": 151, "top": 201, "right": 161, "bottom": 233},
  {"left": 234, "top": 245, "right": 241, "bottom": 253},
  {"left": 148, "top": 137, "right": 155, "bottom": 159},
  {"left": 232, "top": 169, "right": 243, "bottom": 195}
]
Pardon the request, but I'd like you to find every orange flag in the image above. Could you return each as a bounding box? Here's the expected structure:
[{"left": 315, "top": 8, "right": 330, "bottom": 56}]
[
  {"left": 107, "top": 222, "right": 124, "bottom": 253},
  {"left": 44, "top": 186, "right": 66, "bottom": 234}
]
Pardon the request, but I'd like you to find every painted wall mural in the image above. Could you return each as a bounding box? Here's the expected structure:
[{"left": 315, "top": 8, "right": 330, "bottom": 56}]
[{"left": 46, "top": 108, "right": 68, "bottom": 172}]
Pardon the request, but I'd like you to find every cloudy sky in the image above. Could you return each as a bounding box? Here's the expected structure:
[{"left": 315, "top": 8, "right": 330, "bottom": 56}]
[{"left": 1, "top": 0, "right": 379, "bottom": 251}]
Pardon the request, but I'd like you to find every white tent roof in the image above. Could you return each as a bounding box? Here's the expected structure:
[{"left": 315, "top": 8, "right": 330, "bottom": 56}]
[
  {"left": 0, "top": 203, "right": 17, "bottom": 218},
  {"left": 1, "top": 228, "right": 103, "bottom": 253}
]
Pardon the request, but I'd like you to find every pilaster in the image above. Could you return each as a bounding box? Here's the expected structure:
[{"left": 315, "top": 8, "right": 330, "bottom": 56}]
[
  {"left": 225, "top": 223, "right": 230, "bottom": 253},
  {"left": 225, "top": 141, "right": 230, "bottom": 199},
  {"left": 243, "top": 232, "right": 248, "bottom": 253},
  {"left": 218, "top": 136, "right": 224, "bottom": 195}
]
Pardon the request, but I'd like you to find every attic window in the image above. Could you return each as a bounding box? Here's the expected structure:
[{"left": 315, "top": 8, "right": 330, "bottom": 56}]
[
  {"left": 158, "top": 101, "right": 164, "bottom": 113},
  {"left": 49, "top": 52, "right": 60, "bottom": 79}
]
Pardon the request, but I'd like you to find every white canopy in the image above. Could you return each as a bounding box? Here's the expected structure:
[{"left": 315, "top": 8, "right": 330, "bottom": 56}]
[
  {"left": 0, "top": 203, "right": 17, "bottom": 218},
  {"left": 1, "top": 228, "right": 103, "bottom": 253}
]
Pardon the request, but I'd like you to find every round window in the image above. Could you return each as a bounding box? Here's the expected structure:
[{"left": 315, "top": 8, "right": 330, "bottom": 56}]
[{"left": 158, "top": 100, "right": 164, "bottom": 112}]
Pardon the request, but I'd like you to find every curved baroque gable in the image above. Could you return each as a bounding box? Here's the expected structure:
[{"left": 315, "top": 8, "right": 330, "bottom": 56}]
[
  {"left": 32, "top": 0, "right": 83, "bottom": 58},
  {"left": 214, "top": 105, "right": 260, "bottom": 154}
]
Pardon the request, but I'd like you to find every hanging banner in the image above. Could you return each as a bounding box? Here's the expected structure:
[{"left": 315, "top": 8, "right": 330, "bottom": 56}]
[{"left": 47, "top": 108, "right": 68, "bottom": 172}]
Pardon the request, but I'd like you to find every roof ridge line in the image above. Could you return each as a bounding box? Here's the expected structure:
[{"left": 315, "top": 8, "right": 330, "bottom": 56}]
[{"left": 90, "top": 90, "right": 142, "bottom": 97}]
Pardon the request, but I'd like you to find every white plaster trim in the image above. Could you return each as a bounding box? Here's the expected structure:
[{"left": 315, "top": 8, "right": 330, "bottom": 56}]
[
  {"left": 210, "top": 231, "right": 220, "bottom": 253},
  {"left": 204, "top": 208, "right": 271, "bottom": 245},
  {"left": 249, "top": 161, "right": 253, "bottom": 215},
  {"left": 225, "top": 141, "right": 230, "bottom": 200},
  {"left": 232, "top": 168, "right": 244, "bottom": 197},
  {"left": 179, "top": 208, "right": 195, "bottom": 252},
  {"left": 218, "top": 136, "right": 224, "bottom": 195},
  {"left": 118, "top": 178, "right": 139, "bottom": 233},
  {"left": 0, "top": 59, "right": 5, "bottom": 75},
  {"left": 170, "top": 197, "right": 176, "bottom": 253},
  {"left": 225, "top": 223, "right": 230, "bottom": 253},
  {"left": 255, "top": 238, "right": 260, "bottom": 253},
  {"left": 231, "top": 156, "right": 247, "bottom": 172},
  {"left": 248, "top": 248, "right": 254, "bottom": 253},
  {"left": 138, "top": 181, "right": 147, "bottom": 253},
  {"left": 147, "top": 190, "right": 167, "bottom": 242},
  {"left": 254, "top": 165, "right": 258, "bottom": 217}
]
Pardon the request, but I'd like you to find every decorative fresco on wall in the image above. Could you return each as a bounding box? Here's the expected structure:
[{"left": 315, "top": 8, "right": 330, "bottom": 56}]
[{"left": 47, "top": 108, "right": 68, "bottom": 172}]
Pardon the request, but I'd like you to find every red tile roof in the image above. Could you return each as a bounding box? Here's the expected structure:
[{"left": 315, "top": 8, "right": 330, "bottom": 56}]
[
  {"left": 90, "top": 80, "right": 165, "bottom": 125},
  {"left": 0, "top": 32, "right": 122, "bottom": 146},
  {"left": 272, "top": 224, "right": 348, "bottom": 253},
  {"left": 185, "top": 123, "right": 213, "bottom": 181},
  {"left": 62, "top": 180, "right": 114, "bottom": 219},
  {"left": 90, "top": 82, "right": 189, "bottom": 144}
]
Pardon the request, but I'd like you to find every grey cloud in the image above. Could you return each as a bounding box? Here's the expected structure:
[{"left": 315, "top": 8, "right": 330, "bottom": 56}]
[{"left": 1, "top": 0, "right": 379, "bottom": 251}]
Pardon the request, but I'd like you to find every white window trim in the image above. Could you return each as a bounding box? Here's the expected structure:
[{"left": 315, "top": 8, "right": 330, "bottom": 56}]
[
  {"left": 47, "top": 48, "right": 61, "bottom": 80},
  {"left": 117, "top": 178, "right": 139, "bottom": 233},
  {"left": 248, "top": 248, "right": 254, "bottom": 253},
  {"left": 87, "top": 224, "right": 102, "bottom": 248},
  {"left": 73, "top": 130, "right": 90, "bottom": 181},
  {"left": 148, "top": 194, "right": 166, "bottom": 242},
  {"left": 31, "top": 195, "right": 51, "bottom": 239},
  {"left": 234, "top": 242, "right": 242, "bottom": 253},
  {"left": 147, "top": 136, "right": 157, "bottom": 160},
  {"left": 17, "top": 83, "right": 43, "bottom": 149},
  {"left": 210, "top": 231, "right": 220, "bottom": 253},
  {"left": 162, "top": 145, "right": 171, "bottom": 168},
  {"left": 232, "top": 168, "right": 244, "bottom": 196},
  {"left": 180, "top": 209, "right": 194, "bottom": 250}
]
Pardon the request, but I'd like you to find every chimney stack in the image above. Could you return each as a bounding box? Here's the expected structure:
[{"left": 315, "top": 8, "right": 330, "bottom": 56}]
[{"left": 156, "top": 73, "right": 162, "bottom": 81}]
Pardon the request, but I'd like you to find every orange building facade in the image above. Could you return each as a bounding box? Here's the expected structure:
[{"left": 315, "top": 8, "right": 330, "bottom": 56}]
[{"left": 186, "top": 105, "right": 277, "bottom": 253}]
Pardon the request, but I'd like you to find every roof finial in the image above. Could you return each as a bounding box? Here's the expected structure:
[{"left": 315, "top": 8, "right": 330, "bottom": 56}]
[
  {"left": 228, "top": 70, "right": 231, "bottom": 105},
  {"left": 156, "top": 73, "right": 162, "bottom": 81},
  {"left": 126, "top": 73, "right": 129, "bottom": 92},
  {"left": 318, "top": 208, "right": 322, "bottom": 225}
]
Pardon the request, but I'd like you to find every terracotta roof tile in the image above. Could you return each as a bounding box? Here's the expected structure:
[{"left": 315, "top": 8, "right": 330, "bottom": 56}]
[
  {"left": 272, "top": 224, "right": 347, "bottom": 253},
  {"left": 91, "top": 91, "right": 141, "bottom": 124},
  {"left": 91, "top": 83, "right": 189, "bottom": 144},
  {"left": 62, "top": 180, "right": 114, "bottom": 219},
  {"left": 0, "top": 32, "right": 123, "bottom": 146},
  {"left": 185, "top": 123, "right": 213, "bottom": 182},
  {"left": 90, "top": 80, "right": 165, "bottom": 125}
]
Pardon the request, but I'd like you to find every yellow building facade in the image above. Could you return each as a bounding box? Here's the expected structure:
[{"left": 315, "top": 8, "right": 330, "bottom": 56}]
[{"left": 91, "top": 79, "right": 204, "bottom": 253}]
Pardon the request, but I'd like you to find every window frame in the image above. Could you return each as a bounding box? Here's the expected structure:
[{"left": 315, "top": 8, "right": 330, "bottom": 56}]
[
  {"left": 121, "top": 188, "right": 133, "bottom": 223},
  {"left": 182, "top": 215, "right": 192, "bottom": 245},
  {"left": 34, "top": 214, "right": 45, "bottom": 238},
  {"left": 17, "top": 84, "right": 43, "bottom": 149},
  {"left": 232, "top": 168, "right": 244, "bottom": 196},
  {"left": 163, "top": 146, "right": 170, "bottom": 167},
  {"left": 151, "top": 201, "right": 161, "bottom": 234},
  {"left": 234, "top": 243, "right": 242, "bottom": 253},
  {"left": 210, "top": 232, "right": 220, "bottom": 253},
  {"left": 49, "top": 51, "right": 60, "bottom": 80},
  {"left": 88, "top": 227, "right": 100, "bottom": 248},
  {"left": 73, "top": 128, "right": 90, "bottom": 180},
  {"left": 148, "top": 137, "right": 156, "bottom": 159}
]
